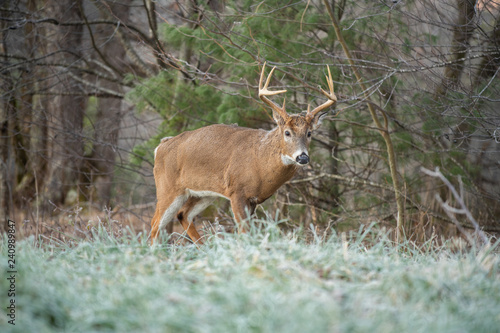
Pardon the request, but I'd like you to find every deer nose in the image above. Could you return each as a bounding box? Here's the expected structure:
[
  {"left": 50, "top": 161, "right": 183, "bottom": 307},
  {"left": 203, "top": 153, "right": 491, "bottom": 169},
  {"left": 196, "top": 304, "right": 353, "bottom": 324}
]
[{"left": 296, "top": 152, "right": 309, "bottom": 165}]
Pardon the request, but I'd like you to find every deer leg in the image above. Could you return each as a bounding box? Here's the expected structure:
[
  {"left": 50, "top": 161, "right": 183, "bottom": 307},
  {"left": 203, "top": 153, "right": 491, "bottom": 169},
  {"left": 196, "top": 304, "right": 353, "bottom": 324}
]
[
  {"left": 177, "top": 196, "right": 215, "bottom": 244},
  {"left": 151, "top": 199, "right": 168, "bottom": 243},
  {"left": 230, "top": 197, "right": 257, "bottom": 234},
  {"left": 150, "top": 194, "right": 188, "bottom": 244}
]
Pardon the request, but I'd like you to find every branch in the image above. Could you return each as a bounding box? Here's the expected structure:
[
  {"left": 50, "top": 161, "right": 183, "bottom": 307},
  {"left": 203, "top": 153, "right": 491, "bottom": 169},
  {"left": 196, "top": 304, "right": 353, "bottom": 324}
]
[
  {"left": 0, "top": 53, "right": 134, "bottom": 88},
  {"left": 67, "top": 72, "right": 124, "bottom": 98},
  {"left": 0, "top": 49, "right": 83, "bottom": 73},
  {"left": 289, "top": 172, "right": 393, "bottom": 191},
  {"left": 421, "top": 167, "right": 489, "bottom": 245},
  {"left": 78, "top": 2, "right": 122, "bottom": 79},
  {"left": 34, "top": 91, "right": 123, "bottom": 98},
  {"left": 2, "top": 15, "right": 152, "bottom": 46}
]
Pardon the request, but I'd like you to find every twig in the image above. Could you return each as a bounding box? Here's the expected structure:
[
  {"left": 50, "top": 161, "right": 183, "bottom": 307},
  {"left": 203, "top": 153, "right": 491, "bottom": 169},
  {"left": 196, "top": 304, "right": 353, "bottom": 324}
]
[
  {"left": 421, "top": 167, "right": 489, "bottom": 245},
  {"left": 289, "top": 172, "right": 392, "bottom": 191}
]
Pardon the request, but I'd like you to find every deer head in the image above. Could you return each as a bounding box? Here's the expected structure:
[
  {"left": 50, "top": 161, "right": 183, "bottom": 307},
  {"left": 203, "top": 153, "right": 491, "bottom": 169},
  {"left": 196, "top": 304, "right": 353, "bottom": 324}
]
[{"left": 258, "top": 63, "right": 337, "bottom": 165}]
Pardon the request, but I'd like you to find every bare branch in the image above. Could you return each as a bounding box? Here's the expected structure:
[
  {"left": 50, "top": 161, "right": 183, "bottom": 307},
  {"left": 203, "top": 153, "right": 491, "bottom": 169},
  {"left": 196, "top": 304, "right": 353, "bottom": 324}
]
[{"left": 421, "top": 167, "right": 489, "bottom": 245}]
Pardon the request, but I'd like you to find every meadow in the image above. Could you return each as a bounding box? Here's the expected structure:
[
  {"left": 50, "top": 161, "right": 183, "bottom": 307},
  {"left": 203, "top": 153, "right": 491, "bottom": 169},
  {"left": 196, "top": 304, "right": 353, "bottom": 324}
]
[{"left": 1, "top": 219, "right": 499, "bottom": 333}]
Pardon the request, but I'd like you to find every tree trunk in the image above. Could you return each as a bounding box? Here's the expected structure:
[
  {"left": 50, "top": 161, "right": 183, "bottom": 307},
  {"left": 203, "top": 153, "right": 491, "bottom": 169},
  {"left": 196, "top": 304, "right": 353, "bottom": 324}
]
[
  {"left": 435, "top": 0, "right": 476, "bottom": 97},
  {"left": 475, "top": 13, "right": 500, "bottom": 86},
  {"left": 41, "top": 0, "right": 86, "bottom": 206},
  {"left": 82, "top": 1, "right": 131, "bottom": 206},
  {"left": 1, "top": 1, "right": 16, "bottom": 230}
]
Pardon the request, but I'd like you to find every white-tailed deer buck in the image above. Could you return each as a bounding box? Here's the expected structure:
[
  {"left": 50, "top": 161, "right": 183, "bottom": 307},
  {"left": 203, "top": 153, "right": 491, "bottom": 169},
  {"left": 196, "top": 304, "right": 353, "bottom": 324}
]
[{"left": 151, "top": 63, "right": 337, "bottom": 244}]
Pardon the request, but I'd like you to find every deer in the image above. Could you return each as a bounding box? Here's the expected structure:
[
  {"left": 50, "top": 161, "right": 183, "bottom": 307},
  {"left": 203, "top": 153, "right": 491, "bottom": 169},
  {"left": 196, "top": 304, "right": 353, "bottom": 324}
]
[{"left": 150, "top": 63, "right": 337, "bottom": 244}]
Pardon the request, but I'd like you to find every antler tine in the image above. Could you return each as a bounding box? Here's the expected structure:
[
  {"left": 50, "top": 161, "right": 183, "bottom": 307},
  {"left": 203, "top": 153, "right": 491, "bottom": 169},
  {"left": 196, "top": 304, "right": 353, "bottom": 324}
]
[
  {"left": 307, "top": 65, "right": 337, "bottom": 118},
  {"left": 259, "top": 62, "right": 288, "bottom": 119}
]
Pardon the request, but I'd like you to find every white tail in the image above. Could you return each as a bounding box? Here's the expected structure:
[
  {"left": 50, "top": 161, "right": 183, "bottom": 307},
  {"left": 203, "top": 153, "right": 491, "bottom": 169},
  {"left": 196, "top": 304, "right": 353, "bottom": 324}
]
[{"left": 151, "top": 63, "right": 337, "bottom": 244}]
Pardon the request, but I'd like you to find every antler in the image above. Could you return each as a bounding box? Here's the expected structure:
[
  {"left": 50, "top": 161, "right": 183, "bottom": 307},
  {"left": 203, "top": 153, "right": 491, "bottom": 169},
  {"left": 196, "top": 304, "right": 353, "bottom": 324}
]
[
  {"left": 307, "top": 65, "right": 337, "bottom": 119},
  {"left": 259, "top": 62, "right": 288, "bottom": 120}
]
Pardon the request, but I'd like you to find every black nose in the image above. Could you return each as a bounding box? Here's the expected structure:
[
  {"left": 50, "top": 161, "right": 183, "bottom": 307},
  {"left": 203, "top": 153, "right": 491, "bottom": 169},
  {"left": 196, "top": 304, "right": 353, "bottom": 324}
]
[{"left": 296, "top": 153, "right": 309, "bottom": 165}]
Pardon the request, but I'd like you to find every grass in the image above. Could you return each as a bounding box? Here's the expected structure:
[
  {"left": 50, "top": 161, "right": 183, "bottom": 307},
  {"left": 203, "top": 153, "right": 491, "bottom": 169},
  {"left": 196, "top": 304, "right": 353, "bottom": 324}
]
[{"left": 1, "top": 218, "right": 499, "bottom": 333}]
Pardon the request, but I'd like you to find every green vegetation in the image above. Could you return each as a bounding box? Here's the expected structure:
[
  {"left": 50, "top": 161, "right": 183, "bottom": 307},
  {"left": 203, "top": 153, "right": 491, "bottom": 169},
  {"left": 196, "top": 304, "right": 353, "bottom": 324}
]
[{"left": 1, "top": 221, "right": 499, "bottom": 332}]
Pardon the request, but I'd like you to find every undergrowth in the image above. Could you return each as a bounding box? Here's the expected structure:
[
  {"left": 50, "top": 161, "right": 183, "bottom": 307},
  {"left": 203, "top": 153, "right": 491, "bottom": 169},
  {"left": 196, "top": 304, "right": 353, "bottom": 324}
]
[{"left": 1, "top": 218, "right": 499, "bottom": 333}]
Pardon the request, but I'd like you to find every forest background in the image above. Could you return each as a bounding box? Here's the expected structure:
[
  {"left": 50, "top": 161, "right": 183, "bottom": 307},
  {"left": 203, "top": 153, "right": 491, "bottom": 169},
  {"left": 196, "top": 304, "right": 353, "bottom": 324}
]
[{"left": 1, "top": 0, "right": 499, "bottom": 242}]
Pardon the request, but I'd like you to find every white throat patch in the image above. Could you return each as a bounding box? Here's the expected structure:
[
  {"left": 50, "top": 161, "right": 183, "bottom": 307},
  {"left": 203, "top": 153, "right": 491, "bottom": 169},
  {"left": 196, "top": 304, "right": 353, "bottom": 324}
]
[{"left": 281, "top": 154, "right": 297, "bottom": 166}]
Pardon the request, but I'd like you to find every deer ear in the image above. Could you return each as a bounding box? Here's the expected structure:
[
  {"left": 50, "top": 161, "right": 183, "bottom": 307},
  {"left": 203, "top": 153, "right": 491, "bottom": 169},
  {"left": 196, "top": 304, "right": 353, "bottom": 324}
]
[
  {"left": 311, "top": 112, "right": 327, "bottom": 130},
  {"left": 273, "top": 109, "right": 287, "bottom": 126}
]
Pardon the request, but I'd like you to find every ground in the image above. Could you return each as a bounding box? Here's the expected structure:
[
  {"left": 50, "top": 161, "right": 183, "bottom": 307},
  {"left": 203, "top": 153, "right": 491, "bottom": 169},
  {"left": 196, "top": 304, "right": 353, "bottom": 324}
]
[{"left": 1, "top": 219, "right": 499, "bottom": 332}]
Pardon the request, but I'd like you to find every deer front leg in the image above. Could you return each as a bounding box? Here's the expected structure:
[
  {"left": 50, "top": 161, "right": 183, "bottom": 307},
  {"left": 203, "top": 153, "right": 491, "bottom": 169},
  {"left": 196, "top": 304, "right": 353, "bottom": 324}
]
[{"left": 230, "top": 196, "right": 257, "bottom": 234}]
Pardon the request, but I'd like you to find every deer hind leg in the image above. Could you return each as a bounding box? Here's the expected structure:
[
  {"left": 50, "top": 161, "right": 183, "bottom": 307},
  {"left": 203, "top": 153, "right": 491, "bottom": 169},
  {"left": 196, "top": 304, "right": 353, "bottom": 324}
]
[
  {"left": 177, "top": 196, "right": 215, "bottom": 245},
  {"left": 150, "top": 194, "right": 188, "bottom": 244}
]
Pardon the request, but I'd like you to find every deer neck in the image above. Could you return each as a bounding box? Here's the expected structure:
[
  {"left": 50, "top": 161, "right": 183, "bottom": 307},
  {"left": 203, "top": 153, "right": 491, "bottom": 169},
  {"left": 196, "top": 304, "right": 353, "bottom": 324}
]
[{"left": 259, "top": 127, "right": 298, "bottom": 176}]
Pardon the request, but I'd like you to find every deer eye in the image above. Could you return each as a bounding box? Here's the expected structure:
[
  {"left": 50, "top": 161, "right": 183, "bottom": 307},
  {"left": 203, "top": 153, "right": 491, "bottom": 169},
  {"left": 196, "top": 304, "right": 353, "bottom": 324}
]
[
  {"left": 307, "top": 131, "right": 312, "bottom": 138},
  {"left": 284, "top": 130, "right": 291, "bottom": 137}
]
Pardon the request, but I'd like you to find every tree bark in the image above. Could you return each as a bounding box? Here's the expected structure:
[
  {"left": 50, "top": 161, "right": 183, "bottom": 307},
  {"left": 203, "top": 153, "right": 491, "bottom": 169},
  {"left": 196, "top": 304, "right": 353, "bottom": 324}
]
[
  {"left": 1, "top": 1, "right": 17, "bottom": 230},
  {"left": 435, "top": 0, "right": 476, "bottom": 97},
  {"left": 475, "top": 13, "right": 500, "bottom": 85},
  {"left": 83, "top": 1, "right": 131, "bottom": 206},
  {"left": 41, "top": 0, "right": 87, "bottom": 206}
]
